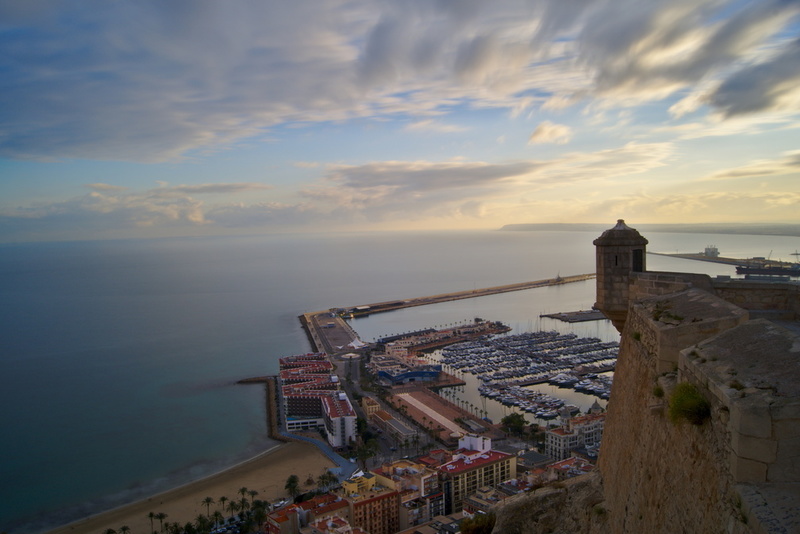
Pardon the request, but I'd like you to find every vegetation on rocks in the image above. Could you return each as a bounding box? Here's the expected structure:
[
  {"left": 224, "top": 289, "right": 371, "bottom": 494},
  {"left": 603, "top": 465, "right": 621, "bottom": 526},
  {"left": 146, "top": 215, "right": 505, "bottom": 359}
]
[{"left": 668, "top": 382, "right": 710, "bottom": 425}]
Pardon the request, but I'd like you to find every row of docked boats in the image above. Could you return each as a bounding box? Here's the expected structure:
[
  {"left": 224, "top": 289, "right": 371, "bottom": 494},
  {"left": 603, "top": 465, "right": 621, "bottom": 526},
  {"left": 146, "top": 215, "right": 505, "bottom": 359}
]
[
  {"left": 478, "top": 383, "right": 578, "bottom": 419},
  {"left": 440, "top": 331, "right": 617, "bottom": 414}
]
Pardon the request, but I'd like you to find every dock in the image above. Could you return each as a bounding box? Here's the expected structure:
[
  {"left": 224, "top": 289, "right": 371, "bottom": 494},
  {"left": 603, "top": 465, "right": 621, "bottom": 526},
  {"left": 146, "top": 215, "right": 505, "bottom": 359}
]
[
  {"left": 540, "top": 309, "right": 606, "bottom": 323},
  {"left": 301, "top": 273, "right": 596, "bottom": 355}
]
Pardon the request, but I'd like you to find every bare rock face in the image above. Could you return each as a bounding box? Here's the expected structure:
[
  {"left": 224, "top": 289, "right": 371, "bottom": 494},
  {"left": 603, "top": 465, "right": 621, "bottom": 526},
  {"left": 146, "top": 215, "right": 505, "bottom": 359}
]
[{"left": 491, "top": 472, "right": 608, "bottom": 534}]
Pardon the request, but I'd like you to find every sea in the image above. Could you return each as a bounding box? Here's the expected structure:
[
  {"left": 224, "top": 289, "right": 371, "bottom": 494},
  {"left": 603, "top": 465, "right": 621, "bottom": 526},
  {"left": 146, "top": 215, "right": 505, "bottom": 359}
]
[{"left": 1, "top": 228, "right": 797, "bottom": 533}]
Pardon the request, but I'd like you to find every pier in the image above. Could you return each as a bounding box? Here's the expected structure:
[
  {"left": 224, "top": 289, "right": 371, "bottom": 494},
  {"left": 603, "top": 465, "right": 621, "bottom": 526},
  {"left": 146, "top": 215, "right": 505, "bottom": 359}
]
[
  {"left": 300, "top": 273, "right": 596, "bottom": 355},
  {"left": 540, "top": 309, "right": 606, "bottom": 323}
]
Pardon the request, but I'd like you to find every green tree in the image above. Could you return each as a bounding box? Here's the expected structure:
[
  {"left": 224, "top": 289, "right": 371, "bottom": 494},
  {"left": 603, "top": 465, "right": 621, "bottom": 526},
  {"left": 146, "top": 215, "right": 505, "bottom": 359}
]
[
  {"left": 247, "top": 489, "right": 259, "bottom": 505},
  {"left": 285, "top": 474, "right": 301, "bottom": 499},
  {"left": 501, "top": 412, "right": 527, "bottom": 437},
  {"left": 103, "top": 529, "right": 117, "bottom": 534},
  {"left": 354, "top": 438, "right": 378, "bottom": 470},
  {"left": 119, "top": 526, "right": 130, "bottom": 534},
  {"left": 317, "top": 470, "right": 338, "bottom": 492},
  {"left": 148, "top": 511, "right": 156, "bottom": 533}
]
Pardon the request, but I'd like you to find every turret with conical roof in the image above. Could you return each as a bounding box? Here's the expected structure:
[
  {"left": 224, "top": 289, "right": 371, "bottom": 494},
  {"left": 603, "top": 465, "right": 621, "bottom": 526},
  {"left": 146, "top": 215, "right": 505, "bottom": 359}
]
[{"left": 594, "top": 219, "right": 648, "bottom": 332}]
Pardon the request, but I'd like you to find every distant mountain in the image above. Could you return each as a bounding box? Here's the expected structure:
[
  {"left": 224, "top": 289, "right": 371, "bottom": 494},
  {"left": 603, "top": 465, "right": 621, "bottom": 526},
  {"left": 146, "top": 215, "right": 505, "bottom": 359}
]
[{"left": 499, "top": 223, "right": 800, "bottom": 237}]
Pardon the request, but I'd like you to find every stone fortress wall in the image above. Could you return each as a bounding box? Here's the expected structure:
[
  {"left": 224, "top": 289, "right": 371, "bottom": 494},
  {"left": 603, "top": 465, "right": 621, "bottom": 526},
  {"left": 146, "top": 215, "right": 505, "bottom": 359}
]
[{"left": 492, "top": 221, "right": 799, "bottom": 534}]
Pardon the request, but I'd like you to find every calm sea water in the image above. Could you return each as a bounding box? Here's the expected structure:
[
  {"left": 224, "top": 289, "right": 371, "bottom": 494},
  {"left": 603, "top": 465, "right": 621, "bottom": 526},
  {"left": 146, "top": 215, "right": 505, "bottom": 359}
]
[{"left": 1, "top": 229, "right": 796, "bottom": 532}]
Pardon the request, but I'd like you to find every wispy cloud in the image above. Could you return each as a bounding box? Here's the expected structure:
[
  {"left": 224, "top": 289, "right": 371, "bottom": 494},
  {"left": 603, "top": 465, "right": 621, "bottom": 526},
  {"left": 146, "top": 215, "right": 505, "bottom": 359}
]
[
  {"left": 701, "top": 150, "right": 800, "bottom": 180},
  {"left": 1, "top": 1, "right": 795, "bottom": 162},
  {"left": 405, "top": 119, "right": 468, "bottom": 133},
  {"left": 528, "top": 121, "right": 572, "bottom": 144}
]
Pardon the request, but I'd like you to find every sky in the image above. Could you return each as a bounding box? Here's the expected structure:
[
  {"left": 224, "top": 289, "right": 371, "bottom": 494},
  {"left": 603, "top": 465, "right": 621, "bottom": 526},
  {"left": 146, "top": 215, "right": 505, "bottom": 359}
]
[{"left": 1, "top": 0, "right": 799, "bottom": 242}]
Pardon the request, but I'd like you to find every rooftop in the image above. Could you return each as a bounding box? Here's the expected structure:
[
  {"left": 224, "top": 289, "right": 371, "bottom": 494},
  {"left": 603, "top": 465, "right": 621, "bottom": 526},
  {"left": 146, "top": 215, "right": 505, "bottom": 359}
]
[{"left": 439, "top": 450, "right": 511, "bottom": 475}]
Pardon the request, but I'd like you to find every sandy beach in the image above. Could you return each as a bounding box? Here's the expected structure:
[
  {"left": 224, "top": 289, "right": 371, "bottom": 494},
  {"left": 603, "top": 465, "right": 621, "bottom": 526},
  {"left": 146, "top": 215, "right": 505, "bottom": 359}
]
[{"left": 46, "top": 442, "right": 335, "bottom": 534}]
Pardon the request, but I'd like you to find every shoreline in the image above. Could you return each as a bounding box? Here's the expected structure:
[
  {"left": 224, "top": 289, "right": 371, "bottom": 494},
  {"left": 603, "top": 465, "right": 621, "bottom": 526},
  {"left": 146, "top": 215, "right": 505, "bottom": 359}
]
[{"left": 43, "top": 442, "right": 335, "bottom": 534}]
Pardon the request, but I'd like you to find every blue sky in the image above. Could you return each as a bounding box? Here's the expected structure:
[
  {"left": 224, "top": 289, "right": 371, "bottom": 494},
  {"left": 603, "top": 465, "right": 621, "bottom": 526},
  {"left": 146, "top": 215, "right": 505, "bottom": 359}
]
[{"left": 1, "top": 0, "right": 799, "bottom": 242}]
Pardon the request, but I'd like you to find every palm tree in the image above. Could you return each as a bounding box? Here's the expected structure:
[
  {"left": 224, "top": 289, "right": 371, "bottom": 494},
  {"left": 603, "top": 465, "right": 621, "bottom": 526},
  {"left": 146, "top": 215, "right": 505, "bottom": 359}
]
[
  {"left": 285, "top": 474, "right": 300, "bottom": 499},
  {"left": 239, "top": 495, "right": 250, "bottom": 514},
  {"left": 103, "top": 529, "right": 117, "bottom": 534},
  {"left": 252, "top": 506, "right": 268, "bottom": 532},
  {"left": 248, "top": 489, "right": 259, "bottom": 506},
  {"left": 227, "top": 500, "right": 240, "bottom": 517},
  {"left": 119, "top": 526, "right": 130, "bottom": 534},
  {"left": 195, "top": 514, "right": 210, "bottom": 533},
  {"left": 202, "top": 496, "right": 215, "bottom": 517},
  {"left": 155, "top": 512, "right": 167, "bottom": 533},
  {"left": 211, "top": 510, "right": 224, "bottom": 530},
  {"left": 217, "top": 496, "right": 228, "bottom": 514},
  {"left": 148, "top": 511, "right": 156, "bottom": 533}
]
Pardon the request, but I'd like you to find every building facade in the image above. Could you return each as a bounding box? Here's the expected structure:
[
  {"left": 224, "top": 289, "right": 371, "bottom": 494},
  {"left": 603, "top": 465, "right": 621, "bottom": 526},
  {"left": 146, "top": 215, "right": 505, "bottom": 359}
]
[{"left": 545, "top": 413, "right": 606, "bottom": 461}]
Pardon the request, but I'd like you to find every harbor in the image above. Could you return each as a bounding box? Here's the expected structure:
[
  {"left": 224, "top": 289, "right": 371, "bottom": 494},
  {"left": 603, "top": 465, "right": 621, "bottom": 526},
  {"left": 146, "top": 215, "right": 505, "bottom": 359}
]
[
  {"left": 651, "top": 249, "right": 800, "bottom": 278},
  {"left": 435, "top": 330, "right": 617, "bottom": 419},
  {"left": 300, "top": 273, "right": 596, "bottom": 355}
]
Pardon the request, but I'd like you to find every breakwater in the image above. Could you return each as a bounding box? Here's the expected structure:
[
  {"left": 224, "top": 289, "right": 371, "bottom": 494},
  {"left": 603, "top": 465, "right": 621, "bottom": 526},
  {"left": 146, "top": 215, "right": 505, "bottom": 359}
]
[{"left": 301, "top": 273, "right": 595, "bottom": 355}]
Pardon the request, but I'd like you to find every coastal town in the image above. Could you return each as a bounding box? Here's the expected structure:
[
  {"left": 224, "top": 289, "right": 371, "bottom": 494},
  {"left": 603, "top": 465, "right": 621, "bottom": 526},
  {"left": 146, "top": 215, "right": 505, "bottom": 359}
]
[{"left": 252, "top": 277, "right": 612, "bottom": 534}]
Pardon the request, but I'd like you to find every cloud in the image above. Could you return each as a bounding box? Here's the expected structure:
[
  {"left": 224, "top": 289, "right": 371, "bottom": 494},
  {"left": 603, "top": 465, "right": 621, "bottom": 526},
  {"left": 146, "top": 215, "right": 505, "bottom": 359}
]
[
  {"left": 528, "top": 121, "right": 573, "bottom": 144},
  {"left": 1, "top": 0, "right": 796, "bottom": 163},
  {"left": 581, "top": 190, "right": 800, "bottom": 223},
  {"left": 0, "top": 181, "right": 275, "bottom": 237},
  {"left": 701, "top": 150, "right": 800, "bottom": 180},
  {"left": 708, "top": 37, "right": 800, "bottom": 117},
  {"left": 86, "top": 183, "right": 128, "bottom": 192},
  {"left": 156, "top": 183, "right": 272, "bottom": 195},
  {"left": 578, "top": 0, "right": 800, "bottom": 108},
  {"left": 300, "top": 141, "right": 674, "bottom": 223},
  {"left": 405, "top": 119, "right": 467, "bottom": 133}
]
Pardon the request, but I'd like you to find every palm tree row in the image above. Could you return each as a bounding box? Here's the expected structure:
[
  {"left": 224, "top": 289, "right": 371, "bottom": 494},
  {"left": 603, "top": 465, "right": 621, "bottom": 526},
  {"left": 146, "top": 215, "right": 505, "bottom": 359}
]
[{"left": 133, "top": 470, "right": 337, "bottom": 534}]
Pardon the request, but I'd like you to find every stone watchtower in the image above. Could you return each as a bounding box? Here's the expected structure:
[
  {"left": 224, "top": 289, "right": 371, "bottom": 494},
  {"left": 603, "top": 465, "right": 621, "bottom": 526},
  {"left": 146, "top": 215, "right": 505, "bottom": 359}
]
[{"left": 593, "top": 219, "right": 648, "bottom": 332}]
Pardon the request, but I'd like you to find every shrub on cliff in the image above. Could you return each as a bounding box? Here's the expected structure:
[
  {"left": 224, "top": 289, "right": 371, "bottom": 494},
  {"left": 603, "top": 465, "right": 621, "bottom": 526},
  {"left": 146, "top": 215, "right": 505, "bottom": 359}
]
[{"left": 669, "top": 382, "right": 710, "bottom": 425}]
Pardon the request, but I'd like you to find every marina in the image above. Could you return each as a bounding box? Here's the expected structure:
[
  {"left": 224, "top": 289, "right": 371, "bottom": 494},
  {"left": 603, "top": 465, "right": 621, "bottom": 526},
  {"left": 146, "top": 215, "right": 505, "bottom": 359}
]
[{"left": 436, "top": 331, "right": 617, "bottom": 419}]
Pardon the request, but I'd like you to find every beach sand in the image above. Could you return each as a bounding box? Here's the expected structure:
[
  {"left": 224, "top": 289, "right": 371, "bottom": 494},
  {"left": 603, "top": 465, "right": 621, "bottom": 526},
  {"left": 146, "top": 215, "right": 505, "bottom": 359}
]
[{"left": 46, "top": 442, "right": 335, "bottom": 534}]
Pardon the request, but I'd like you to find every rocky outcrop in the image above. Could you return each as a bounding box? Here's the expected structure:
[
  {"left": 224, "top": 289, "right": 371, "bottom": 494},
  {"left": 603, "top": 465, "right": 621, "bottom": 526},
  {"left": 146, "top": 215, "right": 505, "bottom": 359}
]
[{"left": 492, "top": 472, "right": 607, "bottom": 534}]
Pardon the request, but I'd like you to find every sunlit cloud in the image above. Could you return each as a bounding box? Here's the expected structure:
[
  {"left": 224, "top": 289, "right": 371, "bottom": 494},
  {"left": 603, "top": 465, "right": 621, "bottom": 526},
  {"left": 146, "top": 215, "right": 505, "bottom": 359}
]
[
  {"left": 528, "top": 121, "right": 572, "bottom": 144},
  {"left": 580, "top": 191, "right": 800, "bottom": 224},
  {"left": 405, "top": 119, "right": 468, "bottom": 133},
  {"left": 701, "top": 150, "right": 800, "bottom": 181}
]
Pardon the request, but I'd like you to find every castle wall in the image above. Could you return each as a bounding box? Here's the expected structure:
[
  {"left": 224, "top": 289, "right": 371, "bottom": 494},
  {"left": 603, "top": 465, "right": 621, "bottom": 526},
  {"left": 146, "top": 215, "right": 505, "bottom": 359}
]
[
  {"left": 597, "top": 290, "right": 799, "bottom": 533},
  {"left": 712, "top": 280, "right": 800, "bottom": 318},
  {"left": 597, "top": 294, "right": 749, "bottom": 534},
  {"left": 492, "top": 223, "right": 799, "bottom": 533}
]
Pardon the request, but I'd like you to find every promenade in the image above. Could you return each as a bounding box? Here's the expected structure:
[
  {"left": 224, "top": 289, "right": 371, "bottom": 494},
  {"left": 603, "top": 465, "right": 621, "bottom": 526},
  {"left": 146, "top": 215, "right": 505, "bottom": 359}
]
[{"left": 301, "top": 273, "right": 595, "bottom": 355}]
